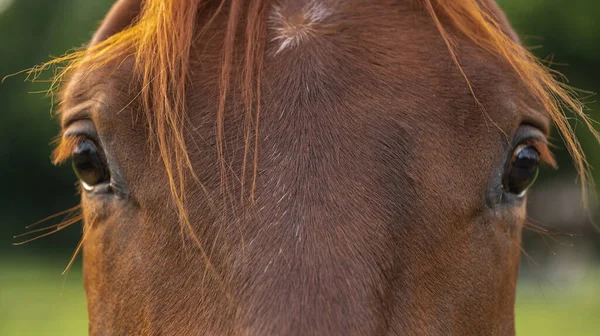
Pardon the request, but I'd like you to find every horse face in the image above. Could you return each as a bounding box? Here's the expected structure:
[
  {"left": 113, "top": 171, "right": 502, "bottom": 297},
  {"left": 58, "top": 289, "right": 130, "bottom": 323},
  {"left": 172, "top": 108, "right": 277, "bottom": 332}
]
[{"left": 56, "top": 0, "right": 554, "bottom": 334}]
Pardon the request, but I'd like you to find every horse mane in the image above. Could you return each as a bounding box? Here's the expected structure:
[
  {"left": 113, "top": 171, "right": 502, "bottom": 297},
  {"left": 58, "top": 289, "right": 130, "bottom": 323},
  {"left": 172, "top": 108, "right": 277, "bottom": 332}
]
[{"left": 45, "top": 0, "right": 597, "bottom": 225}]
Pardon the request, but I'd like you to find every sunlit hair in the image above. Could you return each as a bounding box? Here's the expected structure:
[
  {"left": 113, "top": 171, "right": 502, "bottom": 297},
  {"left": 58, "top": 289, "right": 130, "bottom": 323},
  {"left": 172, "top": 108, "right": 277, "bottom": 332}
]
[{"left": 34, "top": 0, "right": 597, "bottom": 231}]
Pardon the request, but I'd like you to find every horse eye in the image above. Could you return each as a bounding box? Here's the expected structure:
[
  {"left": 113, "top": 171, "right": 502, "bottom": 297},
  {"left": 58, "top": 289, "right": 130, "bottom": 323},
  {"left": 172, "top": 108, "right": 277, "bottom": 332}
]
[
  {"left": 72, "top": 140, "right": 110, "bottom": 191},
  {"left": 504, "top": 144, "right": 540, "bottom": 197}
]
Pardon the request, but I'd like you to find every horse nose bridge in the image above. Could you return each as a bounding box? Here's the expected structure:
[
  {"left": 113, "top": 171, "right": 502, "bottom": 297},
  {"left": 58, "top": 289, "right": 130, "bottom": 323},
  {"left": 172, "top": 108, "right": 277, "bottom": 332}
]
[
  {"left": 230, "top": 155, "right": 409, "bottom": 335},
  {"left": 258, "top": 120, "right": 416, "bottom": 205},
  {"left": 254, "top": 144, "right": 416, "bottom": 234}
]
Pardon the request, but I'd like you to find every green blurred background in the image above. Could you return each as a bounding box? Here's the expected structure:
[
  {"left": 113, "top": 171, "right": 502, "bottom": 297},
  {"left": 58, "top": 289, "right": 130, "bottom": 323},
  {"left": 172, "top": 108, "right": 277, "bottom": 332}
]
[{"left": 0, "top": 0, "right": 599, "bottom": 334}]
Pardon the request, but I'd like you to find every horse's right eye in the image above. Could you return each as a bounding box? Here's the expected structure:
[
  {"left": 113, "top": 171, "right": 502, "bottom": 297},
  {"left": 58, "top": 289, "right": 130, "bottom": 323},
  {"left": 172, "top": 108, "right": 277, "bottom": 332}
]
[
  {"left": 72, "top": 140, "right": 110, "bottom": 191},
  {"left": 504, "top": 144, "right": 540, "bottom": 197}
]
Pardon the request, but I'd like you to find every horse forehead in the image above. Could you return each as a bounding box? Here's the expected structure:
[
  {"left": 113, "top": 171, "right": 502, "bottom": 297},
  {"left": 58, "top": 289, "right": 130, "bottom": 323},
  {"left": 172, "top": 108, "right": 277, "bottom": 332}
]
[
  {"left": 268, "top": 0, "right": 334, "bottom": 53},
  {"left": 62, "top": 0, "right": 528, "bottom": 133}
]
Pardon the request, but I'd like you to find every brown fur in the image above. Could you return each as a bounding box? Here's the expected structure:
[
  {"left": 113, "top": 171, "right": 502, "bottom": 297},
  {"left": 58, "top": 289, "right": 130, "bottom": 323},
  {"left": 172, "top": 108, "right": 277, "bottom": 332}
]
[{"left": 48, "top": 0, "right": 594, "bottom": 334}]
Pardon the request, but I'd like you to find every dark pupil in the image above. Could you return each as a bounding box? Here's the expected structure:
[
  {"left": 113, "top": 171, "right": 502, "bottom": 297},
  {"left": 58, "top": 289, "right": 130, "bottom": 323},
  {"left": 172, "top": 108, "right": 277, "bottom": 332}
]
[
  {"left": 72, "top": 141, "right": 107, "bottom": 187},
  {"left": 507, "top": 146, "right": 539, "bottom": 195}
]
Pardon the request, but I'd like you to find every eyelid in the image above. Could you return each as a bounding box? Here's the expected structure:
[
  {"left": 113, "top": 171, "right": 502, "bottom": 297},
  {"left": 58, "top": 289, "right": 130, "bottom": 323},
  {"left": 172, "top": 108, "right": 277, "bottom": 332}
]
[
  {"left": 60, "top": 101, "right": 97, "bottom": 129},
  {"left": 512, "top": 125, "right": 557, "bottom": 168},
  {"left": 519, "top": 106, "right": 552, "bottom": 137},
  {"left": 62, "top": 119, "right": 99, "bottom": 142},
  {"left": 53, "top": 119, "right": 101, "bottom": 165}
]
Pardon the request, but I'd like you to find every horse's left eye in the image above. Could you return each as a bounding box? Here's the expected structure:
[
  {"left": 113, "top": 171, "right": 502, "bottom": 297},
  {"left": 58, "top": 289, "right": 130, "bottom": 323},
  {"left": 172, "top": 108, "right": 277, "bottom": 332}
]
[
  {"left": 72, "top": 140, "right": 110, "bottom": 191},
  {"left": 504, "top": 145, "right": 540, "bottom": 197}
]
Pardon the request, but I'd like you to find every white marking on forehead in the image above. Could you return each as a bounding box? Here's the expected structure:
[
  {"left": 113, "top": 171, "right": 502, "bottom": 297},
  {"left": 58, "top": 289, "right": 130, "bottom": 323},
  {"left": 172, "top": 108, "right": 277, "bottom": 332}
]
[{"left": 269, "top": 1, "right": 333, "bottom": 54}]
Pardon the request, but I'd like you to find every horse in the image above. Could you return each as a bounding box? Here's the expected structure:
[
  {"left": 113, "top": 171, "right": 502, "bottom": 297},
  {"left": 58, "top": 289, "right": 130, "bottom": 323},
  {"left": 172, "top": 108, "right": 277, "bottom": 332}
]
[{"left": 39, "top": 0, "right": 596, "bottom": 334}]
